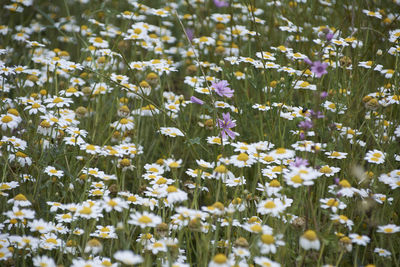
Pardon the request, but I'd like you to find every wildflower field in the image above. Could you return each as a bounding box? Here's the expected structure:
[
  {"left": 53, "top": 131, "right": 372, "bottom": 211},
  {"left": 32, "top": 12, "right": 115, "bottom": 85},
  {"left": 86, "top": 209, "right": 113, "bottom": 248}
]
[{"left": 1, "top": 0, "right": 400, "bottom": 266}]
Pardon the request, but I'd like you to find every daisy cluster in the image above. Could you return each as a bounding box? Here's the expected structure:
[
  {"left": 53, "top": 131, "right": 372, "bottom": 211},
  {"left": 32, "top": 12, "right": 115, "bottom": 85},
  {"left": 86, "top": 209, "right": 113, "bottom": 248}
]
[{"left": 0, "top": 0, "right": 400, "bottom": 266}]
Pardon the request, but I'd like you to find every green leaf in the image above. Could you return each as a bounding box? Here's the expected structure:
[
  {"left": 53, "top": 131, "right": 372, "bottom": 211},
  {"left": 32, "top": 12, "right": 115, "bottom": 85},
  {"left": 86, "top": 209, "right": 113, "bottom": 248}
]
[{"left": 186, "top": 137, "right": 201, "bottom": 145}]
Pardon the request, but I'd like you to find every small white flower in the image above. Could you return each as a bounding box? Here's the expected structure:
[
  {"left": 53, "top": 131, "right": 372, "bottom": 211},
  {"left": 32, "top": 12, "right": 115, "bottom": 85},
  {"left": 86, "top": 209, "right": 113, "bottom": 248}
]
[
  {"left": 299, "top": 230, "right": 320, "bottom": 250},
  {"left": 114, "top": 250, "right": 143, "bottom": 265}
]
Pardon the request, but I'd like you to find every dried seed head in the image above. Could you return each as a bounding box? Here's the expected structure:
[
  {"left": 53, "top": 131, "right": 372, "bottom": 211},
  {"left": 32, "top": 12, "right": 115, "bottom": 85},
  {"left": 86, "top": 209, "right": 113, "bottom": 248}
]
[
  {"left": 292, "top": 216, "right": 306, "bottom": 228},
  {"left": 186, "top": 64, "right": 197, "bottom": 74},
  {"left": 109, "top": 184, "right": 118, "bottom": 195},
  {"left": 339, "top": 56, "right": 352, "bottom": 67},
  {"left": 75, "top": 106, "right": 88, "bottom": 117},
  {"left": 365, "top": 98, "right": 380, "bottom": 110},
  {"left": 146, "top": 72, "right": 159, "bottom": 86},
  {"left": 339, "top": 236, "right": 352, "bottom": 252},
  {"left": 188, "top": 218, "right": 202, "bottom": 231},
  {"left": 234, "top": 237, "right": 249, "bottom": 248},
  {"left": 156, "top": 222, "right": 169, "bottom": 237},
  {"left": 82, "top": 87, "right": 92, "bottom": 96},
  {"left": 139, "top": 80, "right": 150, "bottom": 88},
  {"left": 118, "top": 105, "right": 130, "bottom": 117},
  {"left": 215, "top": 46, "right": 225, "bottom": 54}
]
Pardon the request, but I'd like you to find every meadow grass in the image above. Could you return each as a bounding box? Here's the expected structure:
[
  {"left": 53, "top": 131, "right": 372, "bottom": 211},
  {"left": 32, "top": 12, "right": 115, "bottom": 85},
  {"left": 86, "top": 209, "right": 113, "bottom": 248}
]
[{"left": 0, "top": 0, "right": 400, "bottom": 266}]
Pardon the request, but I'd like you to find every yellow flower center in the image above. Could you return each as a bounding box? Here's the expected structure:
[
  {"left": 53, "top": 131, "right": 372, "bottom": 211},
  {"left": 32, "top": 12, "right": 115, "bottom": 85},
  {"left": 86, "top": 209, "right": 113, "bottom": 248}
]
[
  {"left": 149, "top": 167, "right": 160, "bottom": 173},
  {"left": 277, "top": 45, "right": 287, "bottom": 51},
  {"left": 40, "top": 120, "right": 51, "bottom": 128},
  {"left": 94, "top": 37, "right": 103, "bottom": 43},
  {"left": 108, "top": 199, "right": 118, "bottom": 207},
  {"left": 237, "top": 153, "right": 249, "bottom": 161},
  {"left": 339, "top": 180, "right": 351, "bottom": 188},
  {"left": 100, "top": 227, "right": 110, "bottom": 232},
  {"left": 213, "top": 254, "right": 227, "bottom": 264},
  {"left": 340, "top": 236, "right": 351, "bottom": 244},
  {"left": 153, "top": 242, "right": 163, "bottom": 248},
  {"left": 52, "top": 97, "right": 64, "bottom": 103},
  {"left": 128, "top": 196, "right": 137, "bottom": 202},
  {"left": 326, "top": 198, "right": 338, "bottom": 207},
  {"left": 62, "top": 214, "right": 71, "bottom": 219},
  {"left": 212, "top": 137, "right": 221, "bottom": 144},
  {"left": 214, "top": 165, "right": 227, "bottom": 173},
  {"left": 263, "top": 156, "right": 274, "bottom": 162},
  {"left": 303, "top": 230, "right": 317, "bottom": 241},
  {"left": 300, "top": 81, "right": 310, "bottom": 87},
  {"left": 212, "top": 201, "right": 224, "bottom": 210},
  {"left": 199, "top": 36, "right": 209, "bottom": 42},
  {"left": 319, "top": 166, "right": 332, "bottom": 173},
  {"left": 138, "top": 215, "right": 153, "bottom": 224},
  {"left": 250, "top": 224, "right": 262, "bottom": 233},
  {"left": 156, "top": 178, "right": 167, "bottom": 184},
  {"left": 275, "top": 148, "right": 286, "bottom": 154},
  {"left": 261, "top": 234, "right": 275, "bottom": 244},
  {"left": 167, "top": 186, "right": 178, "bottom": 193},
  {"left": 291, "top": 175, "right": 303, "bottom": 184},
  {"left": 14, "top": 194, "right": 27, "bottom": 201},
  {"left": 169, "top": 162, "right": 179, "bottom": 168},
  {"left": 271, "top": 166, "right": 282, "bottom": 172},
  {"left": 269, "top": 180, "right": 281, "bottom": 187},
  {"left": 264, "top": 201, "right": 276, "bottom": 209},
  {"left": 120, "top": 118, "right": 129, "bottom": 124},
  {"left": 79, "top": 207, "right": 92, "bottom": 214},
  {"left": 16, "top": 151, "right": 27, "bottom": 158},
  {"left": 1, "top": 115, "right": 13, "bottom": 123},
  {"left": 120, "top": 158, "right": 131, "bottom": 167},
  {"left": 92, "top": 190, "right": 103, "bottom": 196},
  {"left": 46, "top": 238, "right": 58, "bottom": 244}
]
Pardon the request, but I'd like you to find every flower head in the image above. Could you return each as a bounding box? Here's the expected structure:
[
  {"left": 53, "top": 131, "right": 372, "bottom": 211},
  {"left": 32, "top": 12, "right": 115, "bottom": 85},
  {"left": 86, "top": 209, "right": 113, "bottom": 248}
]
[
  {"left": 300, "top": 230, "right": 320, "bottom": 250},
  {"left": 217, "top": 112, "right": 237, "bottom": 140},
  {"left": 212, "top": 80, "right": 234, "bottom": 98},
  {"left": 304, "top": 58, "right": 328, "bottom": 78},
  {"left": 298, "top": 120, "right": 313, "bottom": 130},
  {"left": 185, "top": 28, "right": 194, "bottom": 41},
  {"left": 114, "top": 250, "right": 143, "bottom": 265},
  {"left": 190, "top": 96, "right": 204, "bottom": 105},
  {"left": 290, "top": 157, "right": 309, "bottom": 168},
  {"left": 213, "top": 0, "right": 229, "bottom": 8},
  {"left": 326, "top": 32, "right": 334, "bottom": 41},
  {"left": 310, "top": 61, "right": 328, "bottom": 78}
]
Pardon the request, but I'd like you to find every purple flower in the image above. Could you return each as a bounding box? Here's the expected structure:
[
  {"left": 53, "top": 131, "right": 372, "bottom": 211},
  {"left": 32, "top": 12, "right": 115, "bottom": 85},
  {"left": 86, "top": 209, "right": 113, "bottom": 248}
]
[
  {"left": 298, "top": 120, "right": 313, "bottom": 130},
  {"left": 304, "top": 57, "right": 313, "bottom": 66},
  {"left": 190, "top": 96, "right": 204, "bottom": 105},
  {"left": 311, "top": 61, "right": 328, "bottom": 78},
  {"left": 185, "top": 28, "right": 194, "bottom": 42},
  {"left": 217, "top": 112, "right": 237, "bottom": 140},
  {"left": 309, "top": 110, "right": 325, "bottom": 119},
  {"left": 320, "top": 91, "right": 328, "bottom": 99},
  {"left": 326, "top": 32, "right": 334, "bottom": 41},
  {"left": 213, "top": 0, "right": 229, "bottom": 7},
  {"left": 304, "top": 58, "right": 329, "bottom": 78},
  {"left": 212, "top": 80, "right": 234, "bottom": 98},
  {"left": 290, "top": 157, "right": 309, "bottom": 167}
]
